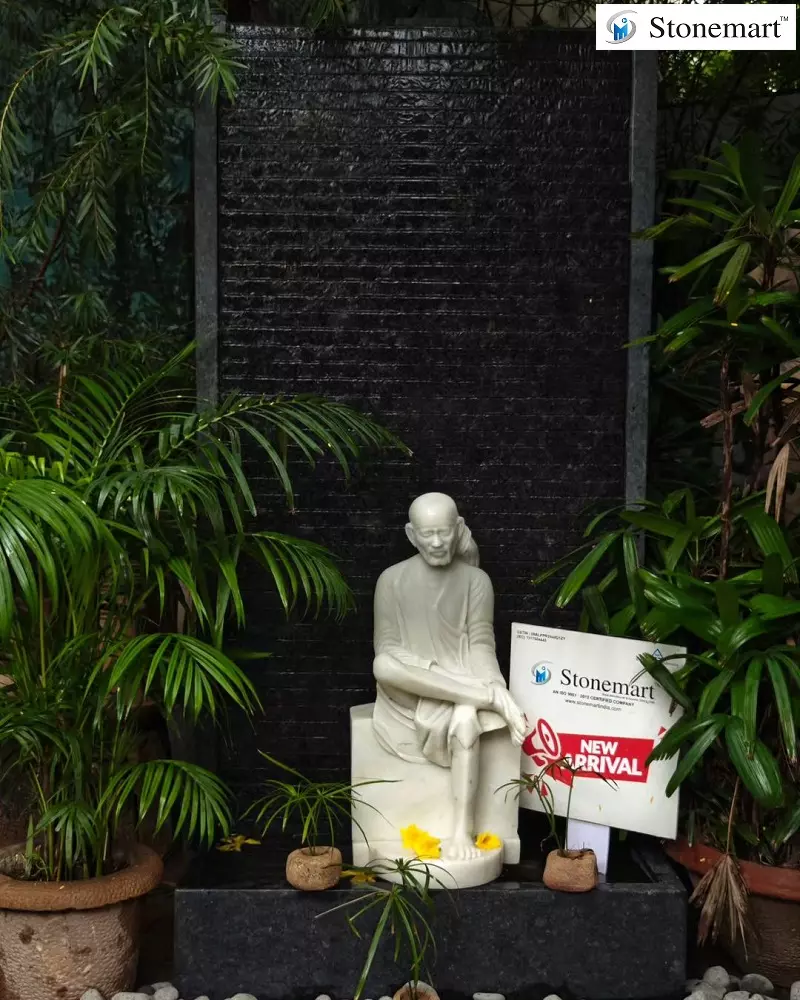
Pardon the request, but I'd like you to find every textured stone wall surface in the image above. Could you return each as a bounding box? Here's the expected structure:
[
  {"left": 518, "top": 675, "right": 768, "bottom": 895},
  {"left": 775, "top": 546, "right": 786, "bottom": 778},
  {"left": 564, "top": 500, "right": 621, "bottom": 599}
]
[{"left": 217, "top": 26, "right": 632, "bottom": 791}]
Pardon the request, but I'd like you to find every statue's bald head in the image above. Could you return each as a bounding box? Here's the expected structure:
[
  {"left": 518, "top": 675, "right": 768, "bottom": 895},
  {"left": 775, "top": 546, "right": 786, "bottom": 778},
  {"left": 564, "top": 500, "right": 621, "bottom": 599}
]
[
  {"left": 406, "top": 493, "right": 465, "bottom": 568},
  {"left": 408, "top": 492, "right": 459, "bottom": 528}
]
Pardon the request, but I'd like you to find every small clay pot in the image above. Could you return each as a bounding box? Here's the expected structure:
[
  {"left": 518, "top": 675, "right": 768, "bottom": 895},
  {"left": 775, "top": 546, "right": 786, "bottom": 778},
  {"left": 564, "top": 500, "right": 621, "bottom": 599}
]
[
  {"left": 285, "top": 846, "right": 342, "bottom": 890},
  {"left": 542, "top": 848, "right": 598, "bottom": 893},
  {"left": 394, "top": 980, "right": 440, "bottom": 1000}
]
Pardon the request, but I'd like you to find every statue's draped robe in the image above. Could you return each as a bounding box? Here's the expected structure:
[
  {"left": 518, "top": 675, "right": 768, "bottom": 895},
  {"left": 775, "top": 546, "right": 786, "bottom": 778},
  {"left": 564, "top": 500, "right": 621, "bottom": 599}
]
[{"left": 373, "top": 557, "right": 506, "bottom": 767}]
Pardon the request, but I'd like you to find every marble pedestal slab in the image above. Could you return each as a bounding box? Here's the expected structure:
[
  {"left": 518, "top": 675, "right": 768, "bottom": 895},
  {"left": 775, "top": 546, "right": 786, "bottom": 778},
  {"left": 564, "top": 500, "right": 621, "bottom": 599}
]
[
  {"left": 173, "top": 840, "right": 687, "bottom": 1000},
  {"left": 351, "top": 704, "right": 520, "bottom": 888}
]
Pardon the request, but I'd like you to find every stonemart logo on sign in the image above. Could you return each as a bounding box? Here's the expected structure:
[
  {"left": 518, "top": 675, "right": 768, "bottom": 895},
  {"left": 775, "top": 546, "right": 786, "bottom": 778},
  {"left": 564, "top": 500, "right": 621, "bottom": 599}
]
[{"left": 596, "top": 3, "right": 797, "bottom": 51}]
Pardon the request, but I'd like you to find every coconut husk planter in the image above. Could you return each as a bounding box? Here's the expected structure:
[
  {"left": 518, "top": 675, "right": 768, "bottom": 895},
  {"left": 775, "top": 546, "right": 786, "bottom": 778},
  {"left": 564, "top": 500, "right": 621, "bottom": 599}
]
[
  {"left": 543, "top": 848, "right": 598, "bottom": 893},
  {"left": 286, "top": 846, "right": 342, "bottom": 890},
  {"left": 0, "top": 843, "right": 163, "bottom": 1000}
]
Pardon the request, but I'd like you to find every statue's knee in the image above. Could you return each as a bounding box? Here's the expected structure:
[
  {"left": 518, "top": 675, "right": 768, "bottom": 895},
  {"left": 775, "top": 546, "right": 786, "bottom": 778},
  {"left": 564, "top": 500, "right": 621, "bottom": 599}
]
[{"left": 452, "top": 718, "right": 479, "bottom": 751}]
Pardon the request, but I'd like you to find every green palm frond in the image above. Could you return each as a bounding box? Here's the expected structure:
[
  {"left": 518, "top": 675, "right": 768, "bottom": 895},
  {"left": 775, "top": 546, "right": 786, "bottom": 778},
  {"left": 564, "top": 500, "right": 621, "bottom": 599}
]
[
  {"left": 36, "top": 802, "right": 101, "bottom": 880},
  {"left": 0, "top": 344, "right": 401, "bottom": 880},
  {"left": 0, "top": 701, "right": 72, "bottom": 766},
  {"left": 0, "top": 476, "right": 108, "bottom": 635},
  {"left": 97, "top": 632, "right": 260, "bottom": 721},
  {"left": 248, "top": 532, "right": 354, "bottom": 620},
  {"left": 103, "top": 759, "right": 233, "bottom": 848}
]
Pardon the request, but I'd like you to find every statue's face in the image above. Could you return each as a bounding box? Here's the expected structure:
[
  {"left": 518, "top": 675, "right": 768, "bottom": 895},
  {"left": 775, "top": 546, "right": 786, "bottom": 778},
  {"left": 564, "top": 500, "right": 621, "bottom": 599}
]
[{"left": 407, "top": 509, "right": 461, "bottom": 567}]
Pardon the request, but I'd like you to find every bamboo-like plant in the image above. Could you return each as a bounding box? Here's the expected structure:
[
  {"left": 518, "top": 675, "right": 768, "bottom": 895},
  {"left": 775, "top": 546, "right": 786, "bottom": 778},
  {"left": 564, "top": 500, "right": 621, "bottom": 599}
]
[
  {"left": 322, "top": 858, "right": 444, "bottom": 1000},
  {"left": 0, "top": 343, "right": 403, "bottom": 881},
  {"left": 534, "top": 133, "right": 800, "bottom": 941},
  {"left": 502, "top": 756, "right": 578, "bottom": 856},
  {"left": 0, "top": 1, "right": 242, "bottom": 373}
]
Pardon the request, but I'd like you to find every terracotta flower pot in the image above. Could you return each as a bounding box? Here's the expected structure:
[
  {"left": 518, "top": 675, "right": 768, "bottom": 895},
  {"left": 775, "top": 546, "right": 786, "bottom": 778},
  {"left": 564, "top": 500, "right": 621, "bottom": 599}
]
[
  {"left": 285, "top": 846, "right": 342, "bottom": 890},
  {"left": 0, "top": 844, "right": 163, "bottom": 1000},
  {"left": 543, "top": 848, "right": 598, "bottom": 893},
  {"left": 666, "top": 838, "right": 800, "bottom": 986}
]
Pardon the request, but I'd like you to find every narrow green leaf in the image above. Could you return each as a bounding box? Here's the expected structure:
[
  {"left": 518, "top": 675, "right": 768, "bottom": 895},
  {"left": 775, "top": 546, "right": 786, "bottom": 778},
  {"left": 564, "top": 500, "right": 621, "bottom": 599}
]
[
  {"left": 725, "top": 718, "right": 784, "bottom": 809},
  {"left": 766, "top": 657, "right": 797, "bottom": 763},
  {"left": 697, "top": 668, "right": 736, "bottom": 719},
  {"left": 743, "top": 657, "right": 763, "bottom": 745},
  {"left": 665, "top": 717, "right": 726, "bottom": 796},
  {"left": 749, "top": 594, "right": 800, "bottom": 620},
  {"left": 638, "top": 653, "right": 693, "bottom": 712},
  {"left": 668, "top": 240, "right": 744, "bottom": 284},
  {"left": 744, "top": 365, "right": 800, "bottom": 427},
  {"left": 772, "top": 152, "right": 800, "bottom": 227},
  {"left": 665, "top": 529, "right": 692, "bottom": 571},
  {"left": 668, "top": 197, "right": 738, "bottom": 223},
  {"left": 648, "top": 714, "right": 725, "bottom": 763},
  {"left": 717, "top": 615, "right": 768, "bottom": 660},
  {"left": 554, "top": 531, "right": 621, "bottom": 608},
  {"left": 714, "top": 581, "right": 740, "bottom": 629},
  {"left": 714, "top": 243, "right": 751, "bottom": 304},
  {"left": 770, "top": 799, "right": 800, "bottom": 849}
]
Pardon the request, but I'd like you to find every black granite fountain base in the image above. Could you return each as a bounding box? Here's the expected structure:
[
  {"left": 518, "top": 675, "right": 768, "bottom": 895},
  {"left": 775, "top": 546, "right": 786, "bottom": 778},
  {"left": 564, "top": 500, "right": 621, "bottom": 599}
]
[{"left": 174, "top": 837, "right": 686, "bottom": 1000}]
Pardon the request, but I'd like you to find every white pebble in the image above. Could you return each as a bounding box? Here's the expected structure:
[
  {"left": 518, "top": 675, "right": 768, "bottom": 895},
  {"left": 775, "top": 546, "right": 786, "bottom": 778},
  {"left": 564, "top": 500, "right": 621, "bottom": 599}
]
[
  {"left": 111, "top": 994, "right": 152, "bottom": 1000},
  {"left": 686, "top": 982, "right": 701, "bottom": 993},
  {"left": 229, "top": 995, "right": 259, "bottom": 1000},
  {"left": 791, "top": 984, "right": 800, "bottom": 1000},
  {"left": 193, "top": 996, "right": 210, "bottom": 1000},
  {"left": 725, "top": 992, "right": 748, "bottom": 1000},
  {"left": 81, "top": 991, "right": 105, "bottom": 1000},
  {"left": 693, "top": 986, "right": 724, "bottom": 1000},
  {"left": 704, "top": 968, "right": 731, "bottom": 991},
  {"left": 742, "top": 977, "right": 775, "bottom": 995},
  {"left": 151, "top": 988, "right": 172, "bottom": 995},
  {"left": 543, "top": 995, "right": 564, "bottom": 1000},
  {"left": 154, "top": 989, "right": 178, "bottom": 1000},
  {"left": 315, "top": 996, "right": 332, "bottom": 1000},
  {"left": 474, "top": 994, "right": 505, "bottom": 1000}
]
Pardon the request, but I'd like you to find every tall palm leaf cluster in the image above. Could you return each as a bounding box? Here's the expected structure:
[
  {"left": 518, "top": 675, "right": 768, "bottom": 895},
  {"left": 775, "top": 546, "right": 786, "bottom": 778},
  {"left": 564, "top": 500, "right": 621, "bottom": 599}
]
[{"left": 0, "top": 344, "right": 401, "bottom": 881}]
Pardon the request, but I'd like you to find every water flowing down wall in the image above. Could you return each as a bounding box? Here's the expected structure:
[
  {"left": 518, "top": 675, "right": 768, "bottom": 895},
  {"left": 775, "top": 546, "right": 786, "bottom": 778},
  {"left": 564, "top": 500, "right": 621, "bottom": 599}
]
[{"left": 205, "top": 25, "right": 645, "bottom": 791}]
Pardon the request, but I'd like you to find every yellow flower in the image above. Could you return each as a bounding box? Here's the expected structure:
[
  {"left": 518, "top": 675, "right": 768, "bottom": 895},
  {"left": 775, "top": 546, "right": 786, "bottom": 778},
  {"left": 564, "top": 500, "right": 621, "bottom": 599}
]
[
  {"left": 475, "top": 832, "right": 502, "bottom": 851},
  {"left": 341, "top": 869, "right": 377, "bottom": 885},
  {"left": 216, "top": 834, "right": 261, "bottom": 853},
  {"left": 401, "top": 824, "right": 441, "bottom": 860}
]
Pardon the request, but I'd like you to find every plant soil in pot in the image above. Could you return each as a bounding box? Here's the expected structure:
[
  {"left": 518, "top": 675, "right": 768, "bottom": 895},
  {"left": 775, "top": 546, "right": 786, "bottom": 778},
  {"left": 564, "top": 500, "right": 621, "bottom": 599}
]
[
  {"left": 286, "top": 846, "right": 342, "bottom": 890},
  {"left": 0, "top": 844, "right": 163, "bottom": 1000},
  {"left": 543, "top": 849, "right": 598, "bottom": 892}
]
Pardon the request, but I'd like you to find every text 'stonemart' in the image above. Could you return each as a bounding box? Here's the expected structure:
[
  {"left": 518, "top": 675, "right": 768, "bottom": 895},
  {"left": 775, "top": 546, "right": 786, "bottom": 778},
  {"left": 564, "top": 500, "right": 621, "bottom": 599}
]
[{"left": 596, "top": 4, "right": 797, "bottom": 51}]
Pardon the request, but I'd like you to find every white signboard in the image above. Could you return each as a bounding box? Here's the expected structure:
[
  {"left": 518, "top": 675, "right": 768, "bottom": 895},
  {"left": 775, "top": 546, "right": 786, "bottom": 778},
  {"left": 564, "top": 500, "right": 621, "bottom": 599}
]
[
  {"left": 509, "top": 623, "right": 686, "bottom": 840},
  {"left": 595, "top": 5, "right": 796, "bottom": 52}
]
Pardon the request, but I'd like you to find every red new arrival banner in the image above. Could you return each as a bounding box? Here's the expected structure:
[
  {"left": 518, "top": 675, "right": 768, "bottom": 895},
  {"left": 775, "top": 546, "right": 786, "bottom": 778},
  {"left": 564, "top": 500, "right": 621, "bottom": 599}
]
[{"left": 522, "top": 717, "right": 666, "bottom": 787}]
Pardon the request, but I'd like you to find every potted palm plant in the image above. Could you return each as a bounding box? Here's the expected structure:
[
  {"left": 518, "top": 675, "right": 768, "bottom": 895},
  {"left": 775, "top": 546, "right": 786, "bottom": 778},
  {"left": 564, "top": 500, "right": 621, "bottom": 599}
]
[
  {"left": 0, "top": 344, "right": 401, "bottom": 1000},
  {"left": 536, "top": 135, "right": 800, "bottom": 982},
  {"left": 247, "top": 754, "right": 382, "bottom": 890}
]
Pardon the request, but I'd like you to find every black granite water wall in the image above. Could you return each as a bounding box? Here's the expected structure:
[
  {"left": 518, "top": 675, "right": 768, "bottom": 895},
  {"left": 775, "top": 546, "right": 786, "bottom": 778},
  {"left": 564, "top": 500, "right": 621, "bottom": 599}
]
[{"left": 217, "top": 26, "right": 633, "bottom": 795}]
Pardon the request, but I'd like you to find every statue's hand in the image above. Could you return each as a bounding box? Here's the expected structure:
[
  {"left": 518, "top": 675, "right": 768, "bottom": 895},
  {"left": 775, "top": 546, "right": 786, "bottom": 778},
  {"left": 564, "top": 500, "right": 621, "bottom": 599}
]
[{"left": 490, "top": 685, "right": 527, "bottom": 746}]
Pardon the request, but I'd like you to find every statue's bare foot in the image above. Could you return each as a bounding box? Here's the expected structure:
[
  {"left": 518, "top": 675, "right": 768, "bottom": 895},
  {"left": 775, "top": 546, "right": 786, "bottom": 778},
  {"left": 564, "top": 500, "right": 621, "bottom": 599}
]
[{"left": 444, "top": 834, "right": 482, "bottom": 861}]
